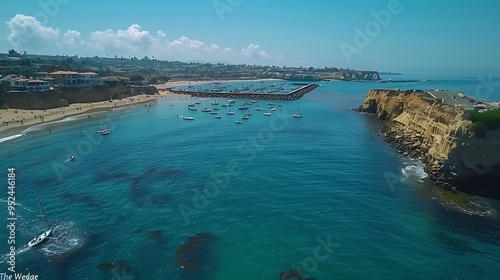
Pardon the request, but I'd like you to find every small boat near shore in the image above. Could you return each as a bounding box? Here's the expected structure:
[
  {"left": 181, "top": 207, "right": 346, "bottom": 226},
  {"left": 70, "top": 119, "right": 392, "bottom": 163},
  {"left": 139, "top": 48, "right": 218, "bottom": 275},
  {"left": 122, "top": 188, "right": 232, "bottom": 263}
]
[
  {"left": 183, "top": 116, "right": 194, "bottom": 120},
  {"left": 97, "top": 117, "right": 112, "bottom": 135}
]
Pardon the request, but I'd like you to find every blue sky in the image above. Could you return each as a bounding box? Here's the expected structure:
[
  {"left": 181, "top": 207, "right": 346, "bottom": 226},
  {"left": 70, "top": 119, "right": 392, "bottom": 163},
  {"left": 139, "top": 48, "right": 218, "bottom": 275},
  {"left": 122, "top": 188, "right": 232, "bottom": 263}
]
[{"left": 1, "top": 0, "right": 499, "bottom": 78}]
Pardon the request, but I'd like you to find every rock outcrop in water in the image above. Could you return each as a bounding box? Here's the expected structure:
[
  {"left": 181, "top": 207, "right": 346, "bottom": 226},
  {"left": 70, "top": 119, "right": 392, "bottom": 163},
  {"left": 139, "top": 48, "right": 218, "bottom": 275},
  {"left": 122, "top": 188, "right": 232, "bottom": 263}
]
[{"left": 358, "top": 89, "right": 500, "bottom": 200}]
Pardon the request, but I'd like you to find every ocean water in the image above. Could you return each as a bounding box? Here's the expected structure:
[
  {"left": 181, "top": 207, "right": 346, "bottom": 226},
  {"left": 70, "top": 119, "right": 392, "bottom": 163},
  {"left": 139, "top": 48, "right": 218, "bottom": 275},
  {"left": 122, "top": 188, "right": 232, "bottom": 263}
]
[{"left": 1, "top": 78, "right": 500, "bottom": 280}]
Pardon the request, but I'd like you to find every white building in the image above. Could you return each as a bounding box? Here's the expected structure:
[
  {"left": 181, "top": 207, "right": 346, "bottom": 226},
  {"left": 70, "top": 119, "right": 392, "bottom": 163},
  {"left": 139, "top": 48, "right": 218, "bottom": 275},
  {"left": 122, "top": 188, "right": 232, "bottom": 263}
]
[
  {"left": 10, "top": 77, "right": 51, "bottom": 92},
  {"left": 49, "top": 71, "right": 101, "bottom": 87}
]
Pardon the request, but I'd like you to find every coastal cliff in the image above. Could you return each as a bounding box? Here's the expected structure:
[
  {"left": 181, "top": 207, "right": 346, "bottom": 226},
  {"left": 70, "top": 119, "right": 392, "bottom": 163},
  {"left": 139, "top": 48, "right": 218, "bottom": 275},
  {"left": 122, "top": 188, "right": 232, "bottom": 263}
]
[
  {"left": 359, "top": 89, "right": 500, "bottom": 200},
  {"left": 2, "top": 85, "right": 159, "bottom": 110},
  {"left": 328, "top": 70, "right": 380, "bottom": 81}
]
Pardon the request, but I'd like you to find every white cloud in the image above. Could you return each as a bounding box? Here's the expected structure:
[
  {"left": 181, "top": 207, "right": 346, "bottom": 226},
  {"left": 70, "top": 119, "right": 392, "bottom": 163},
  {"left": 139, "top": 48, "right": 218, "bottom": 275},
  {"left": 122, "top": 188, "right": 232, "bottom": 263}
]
[
  {"left": 63, "top": 30, "right": 86, "bottom": 47},
  {"left": 89, "top": 24, "right": 154, "bottom": 53},
  {"left": 4, "top": 16, "right": 276, "bottom": 63},
  {"left": 6, "top": 14, "right": 60, "bottom": 50},
  {"left": 240, "top": 44, "right": 271, "bottom": 59},
  {"left": 258, "top": 50, "right": 270, "bottom": 59}
]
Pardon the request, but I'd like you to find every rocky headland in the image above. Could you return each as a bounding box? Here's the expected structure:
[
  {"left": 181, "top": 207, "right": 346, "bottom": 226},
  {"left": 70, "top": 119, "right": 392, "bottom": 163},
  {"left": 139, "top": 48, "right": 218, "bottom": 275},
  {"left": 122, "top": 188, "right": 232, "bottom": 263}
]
[{"left": 358, "top": 89, "right": 500, "bottom": 202}]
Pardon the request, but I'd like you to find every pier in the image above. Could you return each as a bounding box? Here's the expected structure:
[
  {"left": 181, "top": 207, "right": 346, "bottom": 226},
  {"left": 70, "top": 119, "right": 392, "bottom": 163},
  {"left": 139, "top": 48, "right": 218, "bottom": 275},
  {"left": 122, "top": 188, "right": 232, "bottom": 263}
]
[{"left": 170, "top": 83, "right": 320, "bottom": 101}]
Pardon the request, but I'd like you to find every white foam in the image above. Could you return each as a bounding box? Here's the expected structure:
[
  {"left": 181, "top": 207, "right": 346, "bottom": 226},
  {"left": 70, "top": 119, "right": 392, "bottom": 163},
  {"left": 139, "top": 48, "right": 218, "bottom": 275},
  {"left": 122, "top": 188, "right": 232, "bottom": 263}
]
[
  {"left": 63, "top": 114, "right": 88, "bottom": 121},
  {"left": 21, "top": 114, "right": 89, "bottom": 134},
  {"left": 401, "top": 158, "right": 428, "bottom": 182},
  {"left": 0, "top": 133, "right": 24, "bottom": 143}
]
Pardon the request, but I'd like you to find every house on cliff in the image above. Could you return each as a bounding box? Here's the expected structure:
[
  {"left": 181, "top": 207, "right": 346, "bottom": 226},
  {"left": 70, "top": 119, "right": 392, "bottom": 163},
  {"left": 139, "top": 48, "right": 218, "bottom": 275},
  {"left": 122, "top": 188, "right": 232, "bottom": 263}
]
[
  {"left": 49, "top": 71, "right": 102, "bottom": 87},
  {"left": 9, "top": 77, "right": 51, "bottom": 92}
]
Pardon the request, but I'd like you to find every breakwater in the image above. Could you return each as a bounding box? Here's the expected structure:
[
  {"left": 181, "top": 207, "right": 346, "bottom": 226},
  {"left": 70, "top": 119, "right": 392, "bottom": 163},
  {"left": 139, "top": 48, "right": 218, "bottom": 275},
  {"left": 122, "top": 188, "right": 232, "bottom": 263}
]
[{"left": 171, "top": 83, "right": 319, "bottom": 100}]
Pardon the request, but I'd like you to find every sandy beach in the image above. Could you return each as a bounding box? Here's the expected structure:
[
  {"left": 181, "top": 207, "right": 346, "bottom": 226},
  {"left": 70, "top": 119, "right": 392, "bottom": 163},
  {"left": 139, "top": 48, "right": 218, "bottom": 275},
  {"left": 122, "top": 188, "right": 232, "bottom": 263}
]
[
  {"left": 0, "top": 78, "right": 282, "bottom": 137},
  {"left": 0, "top": 94, "right": 158, "bottom": 136}
]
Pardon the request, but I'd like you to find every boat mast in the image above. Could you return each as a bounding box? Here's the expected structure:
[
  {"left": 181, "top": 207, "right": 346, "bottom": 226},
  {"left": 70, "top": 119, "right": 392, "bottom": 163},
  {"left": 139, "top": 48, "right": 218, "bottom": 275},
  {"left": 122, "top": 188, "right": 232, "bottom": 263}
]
[{"left": 35, "top": 187, "right": 50, "bottom": 230}]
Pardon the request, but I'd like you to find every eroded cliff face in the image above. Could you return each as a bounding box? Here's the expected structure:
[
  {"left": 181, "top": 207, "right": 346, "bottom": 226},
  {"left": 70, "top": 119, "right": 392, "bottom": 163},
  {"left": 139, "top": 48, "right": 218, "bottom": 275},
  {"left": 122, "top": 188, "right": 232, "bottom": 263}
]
[
  {"left": 359, "top": 89, "right": 500, "bottom": 199},
  {"left": 3, "top": 85, "right": 159, "bottom": 110}
]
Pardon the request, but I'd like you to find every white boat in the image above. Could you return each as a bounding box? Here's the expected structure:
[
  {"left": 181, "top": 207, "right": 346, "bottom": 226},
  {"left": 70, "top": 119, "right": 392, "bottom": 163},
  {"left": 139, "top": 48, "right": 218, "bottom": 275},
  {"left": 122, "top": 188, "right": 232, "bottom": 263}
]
[
  {"left": 97, "top": 117, "right": 112, "bottom": 135},
  {"left": 245, "top": 110, "right": 252, "bottom": 116},
  {"left": 195, "top": 101, "right": 202, "bottom": 104},
  {"left": 211, "top": 100, "right": 219, "bottom": 105},
  {"left": 263, "top": 112, "right": 271, "bottom": 116},
  {"left": 293, "top": 100, "right": 302, "bottom": 118},
  {"left": 221, "top": 104, "right": 228, "bottom": 108},
  {"left": 271, "top": 108, "right": 276, "bottom": 111},
  {"left": 228, "top": 100, "right": 236, "bottom": 104},
  {"left": 241, "top": 115, "right": 249, "bottom": 120},
  {"left": 188, "top": 107, "right": 198, "bottom": 111},
  {"left": 97, "top": 128, "right": 111, "bottom": 135},
  {"left": 183, "top": 116, "right": 194, "bottom": 120},
  {"left": 210, "top": 112, "right": 218, "bottom": 115},
  {"left": 212, "top": 107, "right": 220, "bottom": 111},
  {"left": 254, "top": 107, "right": 262, "bottom": 111},
  {"left": 215, "top": 115, "right": 222, "bottom": 119},
  {"left": 238, "top": 105, "right": 248, "bottom": 110},
  {"left": 235, "top": 120, "right": 243, "bottom": 124},
  {"left": 28, "top": 187, "right": 52, "bottom": 248},
  {"left": 202, "top": 100, "right": 212, "bottom": 112}
]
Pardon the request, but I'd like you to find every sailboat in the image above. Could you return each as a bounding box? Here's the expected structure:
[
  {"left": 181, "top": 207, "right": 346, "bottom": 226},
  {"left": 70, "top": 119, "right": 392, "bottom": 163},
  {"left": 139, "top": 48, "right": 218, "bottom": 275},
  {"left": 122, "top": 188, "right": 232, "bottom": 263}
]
[
  {"left": 28, "top": 187, "right": 52, "bottom": 247},
  {"left": 202, "top": 100, "right": 211, "bottom": 112},
  {"left": 292, "top": 101, "right": 302, "bottom": 118},
  {"left": 227, "top": 105, "right": 235, "bottom": 115},
  {"left": 97, "top": 117, "right": 112, "bottom": 135}
]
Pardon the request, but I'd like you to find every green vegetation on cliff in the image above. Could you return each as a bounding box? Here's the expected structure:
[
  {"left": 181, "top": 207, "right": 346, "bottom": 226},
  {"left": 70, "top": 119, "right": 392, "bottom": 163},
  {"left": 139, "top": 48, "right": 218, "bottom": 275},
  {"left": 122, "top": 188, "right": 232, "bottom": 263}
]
[
  {"left": 469, "top": 109, "right": 500, "bottom": 130},
  {"left": 468, "top": 109, "right": 500, "bottom": 138}
]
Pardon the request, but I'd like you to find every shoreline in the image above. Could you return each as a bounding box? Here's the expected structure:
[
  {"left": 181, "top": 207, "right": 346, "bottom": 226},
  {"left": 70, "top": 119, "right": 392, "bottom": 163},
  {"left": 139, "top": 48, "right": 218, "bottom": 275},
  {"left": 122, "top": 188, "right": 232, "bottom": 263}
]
[
  {"left": 0, "top": 78, "right": 282, "bottom": 139},
  {"left": 0, "top": 95, "right": 158, "bottom": 137}
]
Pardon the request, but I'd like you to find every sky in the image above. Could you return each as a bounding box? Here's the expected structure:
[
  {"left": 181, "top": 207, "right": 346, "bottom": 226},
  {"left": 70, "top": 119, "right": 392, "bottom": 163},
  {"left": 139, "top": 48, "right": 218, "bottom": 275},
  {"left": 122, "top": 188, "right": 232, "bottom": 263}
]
[{"left": 0, "top": 0, "right": 499, "bottom": 78}]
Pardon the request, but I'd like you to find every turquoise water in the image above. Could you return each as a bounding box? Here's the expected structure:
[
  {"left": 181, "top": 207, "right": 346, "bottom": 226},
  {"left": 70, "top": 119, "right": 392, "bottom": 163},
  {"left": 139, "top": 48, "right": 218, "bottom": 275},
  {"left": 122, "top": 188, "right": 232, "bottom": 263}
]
[{"left": 1, "top": 78, "right": 500, "bottom": 279}]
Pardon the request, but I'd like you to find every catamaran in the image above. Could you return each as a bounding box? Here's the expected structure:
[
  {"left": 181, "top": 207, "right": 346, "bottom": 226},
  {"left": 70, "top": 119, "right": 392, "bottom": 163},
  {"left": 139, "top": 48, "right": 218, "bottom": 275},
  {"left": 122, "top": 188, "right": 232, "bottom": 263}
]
[{"left": 28, "top": 187, "right": 52, "bottom": 247}]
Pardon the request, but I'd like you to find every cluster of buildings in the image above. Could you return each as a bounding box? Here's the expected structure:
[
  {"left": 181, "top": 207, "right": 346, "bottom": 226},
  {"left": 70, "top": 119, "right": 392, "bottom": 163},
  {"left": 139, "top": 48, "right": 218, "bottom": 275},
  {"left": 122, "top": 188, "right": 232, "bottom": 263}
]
[{"left": 0, "top": 71, "right": 102, "bottom": 93}]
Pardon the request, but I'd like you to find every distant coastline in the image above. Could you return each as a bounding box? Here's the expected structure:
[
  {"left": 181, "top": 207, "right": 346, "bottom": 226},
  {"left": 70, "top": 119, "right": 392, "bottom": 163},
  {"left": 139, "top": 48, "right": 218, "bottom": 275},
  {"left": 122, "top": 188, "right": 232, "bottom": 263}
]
[{"left": 378, "top": 72, "right": 403, "bottom": 75}]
